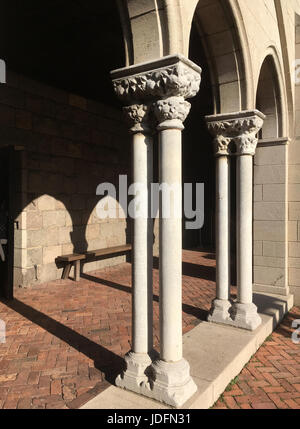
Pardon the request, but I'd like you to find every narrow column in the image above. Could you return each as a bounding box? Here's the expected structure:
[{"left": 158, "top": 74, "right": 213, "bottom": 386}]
[
  {"left": 231, "top": 113, "right": 265, "bottom": 330},
  {"left": 111, "top": 54, "right": 202, "bottom": 407},
  {"left": 144, "top": 96, "right": 197, "bottom": 407},
  {"left": 205, "top": 110, "right": 265, "bottom": 331},
  {"left": 116, "top": 103, "right": 155, "bottom": 392},
  {"left": 205, "top": 125, "right": 232, "bottom": 323}
]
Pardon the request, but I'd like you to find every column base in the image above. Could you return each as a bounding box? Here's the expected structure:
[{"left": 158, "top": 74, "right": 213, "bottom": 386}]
[
  {"left": 230, "top": 302, "right": 262, "bottom": 331},
  {"left": 116, "top": 350, "right": 157, "bottom": 394},
  {"left": 142, "top": 358, "right": 198, "bottom": 408},
  {"left": 207, "top": 299, "right": 232, "bottom": 324}
]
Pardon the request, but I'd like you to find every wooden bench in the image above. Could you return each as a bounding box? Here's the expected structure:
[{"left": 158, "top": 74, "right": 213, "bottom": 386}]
[{"left": 56, "top": 244, "right": 132, "bottom": 282}]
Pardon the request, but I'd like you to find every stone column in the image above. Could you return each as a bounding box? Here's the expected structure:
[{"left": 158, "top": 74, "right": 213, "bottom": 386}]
[
  {"left": 204, "top": 111, "right": 265, "bottom": 331},
  {"left": 145, "top": 95, "right": 198, "bottom": 407},
  {"left": 205, "top": 119, "right": 232, "bottom": 323},
  {"left": 111, "top": 54, "right": 201, "bottom": 407},
  {"left": 231, "top": 110, "right": 265, "bottom": 330},
  {"left": 114, "top": 103, "right": 155, "bottom": 392}
]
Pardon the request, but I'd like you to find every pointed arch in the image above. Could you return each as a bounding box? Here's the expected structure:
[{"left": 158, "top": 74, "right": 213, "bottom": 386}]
[
  {"left": 256, "top": 48, "right": 287, "bottom": 139},
  {"left": 187, "top": 0, "right": 248, "bottom": 113}
]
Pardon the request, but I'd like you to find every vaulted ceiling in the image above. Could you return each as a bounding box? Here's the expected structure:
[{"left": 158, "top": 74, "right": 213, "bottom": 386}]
[{"left": 0, "top": 0, "right": 125, "bottom": 106}]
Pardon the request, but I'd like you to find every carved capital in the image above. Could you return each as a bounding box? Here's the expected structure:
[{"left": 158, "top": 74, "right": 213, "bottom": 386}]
[
  {"left": 214, "top": 136, "right": 232, "bottom": 156},
  {"left": 123, "top": 103, "right": 153, "bottom": 134},
  {"left": 111, "top": 55, "right": 201, "bottom": 104},
  {"left": 234, "top": 134, "right": 258, "bottom": 156},
  {"left": 154, "top": 97, "right": 191, "bottom": 130},
  {"left": 206, "top": 110, "right": 265, "bottom": 156}
]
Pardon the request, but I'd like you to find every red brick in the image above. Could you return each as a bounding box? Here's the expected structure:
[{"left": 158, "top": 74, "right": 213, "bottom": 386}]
[
  {"left": 28, "top": 371, "right": 40, "bottom": 385},
  {"left": 251, "top": 402, "right": 276, "bottom": 409},
  {"left": 284, "top": 399, "right": 300, "bottom": 409},
  {"left": 0, "top": 251, "right": 298, "bottom": 411}
]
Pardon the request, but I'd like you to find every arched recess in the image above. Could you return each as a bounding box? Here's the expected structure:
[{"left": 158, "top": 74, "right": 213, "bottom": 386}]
[
  {"left": 274, "top": 0, "right": 295, "bottom": 138},
  {"left": 256, "top": 51, "right": 286, "bottom": 139},
  {"left": 253, "top": 49, "right": 289, "bottom": 298},
  {"left": 180, "top": 0, "right": 249, "bottom": 255},
  {"left": 188, "top": 0, "right": 248, "bottom": 114},
  {"left": 116, "top": 0, "right": 251, "bottom": 112}
]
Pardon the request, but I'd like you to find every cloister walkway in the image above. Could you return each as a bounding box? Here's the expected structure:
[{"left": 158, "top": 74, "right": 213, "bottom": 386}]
[{"left": 0, "top": 249, "right": 298, "bottom": 409}]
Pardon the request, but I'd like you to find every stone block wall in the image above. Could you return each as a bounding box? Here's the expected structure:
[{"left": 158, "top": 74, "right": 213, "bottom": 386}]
[
  {"left": 0, "top": 70, "right": 131, "bottom": 287},
  {"left": 253, "top": 141, "right": 289, "bottom": 297},
  {"left": 287, "top": 15, "right": 300, "bottom": 305}
]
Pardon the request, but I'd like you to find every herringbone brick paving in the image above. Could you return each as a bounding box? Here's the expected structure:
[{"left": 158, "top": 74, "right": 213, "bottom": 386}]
[
  {"left": 212, "top": 306, "right": 300, "bottom": 409},
  {"left": 0, "top": 249, "right": 298, "bottom": 409}
]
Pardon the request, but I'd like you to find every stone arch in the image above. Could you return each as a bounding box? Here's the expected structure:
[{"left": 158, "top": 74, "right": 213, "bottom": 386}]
[
  {"left": 296, "top": 13, "right": 300, "bottom": 121},
  {"left": 255, "top": 48, "right": 287, "bottom": 139},
  {"left": 253, "top": 47, "right": 289, "bottom": 298},
  {"left": 116, "top": 0, "right": 250, "bottom": 113},
  {"left": 188, "top": 0, "right": 248, "bottom": 113},
  {"left": 116, "top": 0, "right": 169, "bottom": 65}
]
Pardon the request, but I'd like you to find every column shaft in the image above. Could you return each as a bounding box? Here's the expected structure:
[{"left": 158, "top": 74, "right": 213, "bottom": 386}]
[
  {"left": 159, "top": 128, "right": 182, "bottom": 363},
  {"left": 216, "top": 155, "right": 230, "bottom": 301},
  {"left": 205, "top": 109, "right": 264, "bottom": 331},
  {"left": 132, "top": 132, "right": 153, "bottom": 353},
  {"left": 237, "top": 155, "right": 254, "bottom": 304}
]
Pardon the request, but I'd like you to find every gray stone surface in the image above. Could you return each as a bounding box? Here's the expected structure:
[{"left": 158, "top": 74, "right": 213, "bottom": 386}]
[{"left": 81, "top": 292, "right": 293, "bottom": 409}]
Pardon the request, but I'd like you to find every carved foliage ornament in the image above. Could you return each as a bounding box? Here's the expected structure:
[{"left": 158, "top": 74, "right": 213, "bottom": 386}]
[
  {"left": 113, "top": 62, "right": 201, "bottom": 103},
  {"left": 207, "top": 115, "right": 264, "bottom": 156},
  {"left": 214, "top": 136, "right": 231, "bottom": 156},
  {"left": 154, "top": 97, "right": 191, "bottom": 125},
  {"left": 123, "top": 103, "right": 152, "bottom": 133}
]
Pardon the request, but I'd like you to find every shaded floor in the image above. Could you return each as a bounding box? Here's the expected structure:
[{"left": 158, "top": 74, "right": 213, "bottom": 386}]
[{"left": 0, "top": 250, "right": 218, "bottom": 409}]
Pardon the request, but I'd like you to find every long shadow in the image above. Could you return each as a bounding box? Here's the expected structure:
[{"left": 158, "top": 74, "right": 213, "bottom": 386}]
[
  {"left": 81, "top": 273, "right": 209, "bottom": 321},
  {"left": 0, "top": 298, "right": 125, "bottom": 384},
  {"left": 153, "top": 256, "right": 216, "bottom": 282}
]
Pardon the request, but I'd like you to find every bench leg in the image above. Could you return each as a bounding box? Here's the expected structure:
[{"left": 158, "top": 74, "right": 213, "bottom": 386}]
[
  {"left": 62, "top": 263, "right": 72, "bottom": 280},
  {"left": 74, "top": 260, "right": 81, "bottom": 282}
]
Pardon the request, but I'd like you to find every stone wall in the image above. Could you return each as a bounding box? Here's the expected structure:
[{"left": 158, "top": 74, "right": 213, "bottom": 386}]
[
  {"left": 0, "top": 70, "right": 131, "bottom": 287},
  {"left": 288, "top": 15, "right": 300, "bottom": 305},
  {"left": 253, "top": 141, "right": 289, "bottom": 297}
]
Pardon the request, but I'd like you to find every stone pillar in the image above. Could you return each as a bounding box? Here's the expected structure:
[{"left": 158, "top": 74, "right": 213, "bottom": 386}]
[
  {"left": 113, "top": 103, "right": 155, "bottom": 392},
  {"left": 111, "top": 55, "right": 201, "bottom": 407},
  {"left": 144, "top": 96, "right": 198, "bottom": 406},
  {"left": 205, "top": 120, "right": 232, "bottom": 323},
  {"left": 204, "top": 111, "right": 265, "bottom": 330},
  {"left": 231, "top": 110, "right": 265, "bottom": 330}
]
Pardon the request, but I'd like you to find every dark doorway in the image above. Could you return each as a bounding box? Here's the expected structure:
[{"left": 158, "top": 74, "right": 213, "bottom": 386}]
[
  {"left": 0, "top": 146, "right": 15, "bottom": 300},
  {"left": 183, "top": 20, "right": 215, "bottom": 251}
]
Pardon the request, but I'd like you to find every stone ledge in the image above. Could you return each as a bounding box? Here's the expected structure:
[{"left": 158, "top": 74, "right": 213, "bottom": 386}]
[
  {"left": 80, "top": 292, "right": 294, "bottom": 410},
  {"left": 257, "top": 137, "right": 290, "bottom": 147}
]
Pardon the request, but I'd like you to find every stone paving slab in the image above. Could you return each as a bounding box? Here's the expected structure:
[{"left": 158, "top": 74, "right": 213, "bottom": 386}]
[{"left": 81, "top": 293, "right": 294, "bottom": 409}]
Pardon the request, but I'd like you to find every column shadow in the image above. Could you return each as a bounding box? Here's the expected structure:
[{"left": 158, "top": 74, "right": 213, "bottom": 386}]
[
  {"left": 81, "top": 273, "right": 209, "bottom": 321},
  {"left": 0, "top": 298, "right": 125, "bottom": 384},
  {"left": 153, "top": 256, "right": 216, "bottom": 281}
]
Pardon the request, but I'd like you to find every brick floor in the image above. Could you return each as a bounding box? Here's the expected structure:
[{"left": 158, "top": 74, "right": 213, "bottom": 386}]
[
  {"left": 213, "top": 306, "right": 300, "bottom": 409},
  {"left": 0, "top": 249, "right": 299, "bottom": 409},
  {"left": 0, "top": 250, "right": 217, "bottom": 409}
]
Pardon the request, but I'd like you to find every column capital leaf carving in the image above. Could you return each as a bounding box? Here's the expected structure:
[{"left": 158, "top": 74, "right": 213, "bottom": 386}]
[
  {"left": 123, "top": 103, "right": 153, "bottom": 134},
  {"left": 153, "top": 96, "right": 191, "bottom": 130},
  {"left": 111, "top": 54, "right": 202, "bottom": 105},
  {"left": 205, "top": 110, "right": 265, "bottom": 156}
]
